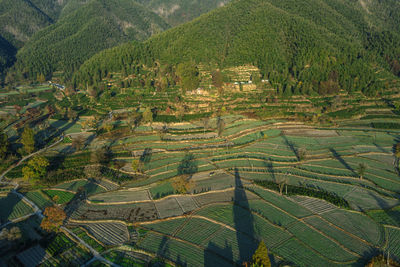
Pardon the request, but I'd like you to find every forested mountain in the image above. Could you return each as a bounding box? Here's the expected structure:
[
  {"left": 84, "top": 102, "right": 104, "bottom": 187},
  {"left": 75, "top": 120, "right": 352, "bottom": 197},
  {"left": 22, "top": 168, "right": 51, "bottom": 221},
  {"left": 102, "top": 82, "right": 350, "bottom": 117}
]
[
  {"left": 74, "top": 0, "right": 400, "bottom": 96},
  {"left": 136, "top": 0, "right": 230, "bottom": 26},
  {"left": 0, "top": 0, "right": 59, "bottom": 48},
  {"left": 13, "top": 0, "right": 169, "bottom": 80}
]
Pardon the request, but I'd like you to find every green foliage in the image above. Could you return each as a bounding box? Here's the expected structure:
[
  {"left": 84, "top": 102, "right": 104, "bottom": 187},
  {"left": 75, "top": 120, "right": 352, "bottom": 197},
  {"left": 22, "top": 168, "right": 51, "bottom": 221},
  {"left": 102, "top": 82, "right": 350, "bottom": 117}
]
[
  {"left": 142, "top": 107, "right": 154, "bottom": 124},
  {"left": 22, "top": 155, "right": 49, "bottom": 183},
  {"left": 0, "top": 130, "right": 9, "bottom": 159},
  {"left": 176, "top": 61, "right": 200, "bottom": 91},
  {"left": 21, "top": 127, "right": 35, "bottom": 154},
  {"left": 75, "top": 0, "right": 400, "bottom": 96},
  {"left": 253, "top": 180, "right": 349, "bottom": 208},
  {"left": 0, "top": 0, "right": 53, "bottom": 48},
  {"left": 135, "top": 0, "right": 230, "bottom": 26},
  {"left": 43, "top": 190, "right": 75, "bottom": 204},
  {"left": 252, "top": 241, "right": 271, "bottom": 267},
  {"left": 14, "top": 0, "right": 169, "bottom": 79},
  {"left": 357, "top": 163, "right": 367, "bottom": 179}
]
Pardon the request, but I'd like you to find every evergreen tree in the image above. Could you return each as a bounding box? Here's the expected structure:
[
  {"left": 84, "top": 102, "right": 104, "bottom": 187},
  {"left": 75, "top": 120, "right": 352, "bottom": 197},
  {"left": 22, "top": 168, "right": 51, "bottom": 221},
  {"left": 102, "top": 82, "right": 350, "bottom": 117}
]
[{"left": 252, "top": 241, "right": 271, "bottom": 267}]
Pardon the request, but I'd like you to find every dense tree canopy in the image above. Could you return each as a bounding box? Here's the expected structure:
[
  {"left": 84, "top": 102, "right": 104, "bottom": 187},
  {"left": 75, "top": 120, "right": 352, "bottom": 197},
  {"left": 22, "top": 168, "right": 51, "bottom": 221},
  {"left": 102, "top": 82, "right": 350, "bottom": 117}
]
[{"left": 72, "top": 0, "right": 400, "bottom": 96}]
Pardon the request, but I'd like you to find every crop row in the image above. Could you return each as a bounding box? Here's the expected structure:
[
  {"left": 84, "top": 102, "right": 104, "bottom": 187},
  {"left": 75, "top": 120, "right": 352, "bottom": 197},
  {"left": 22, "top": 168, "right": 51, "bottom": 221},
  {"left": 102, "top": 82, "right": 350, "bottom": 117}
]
[
  {"left": 24, "top": 191, "right": 53, "bottom": 210},
  {"left": 0, "top": 193, "right": 34, "bottom": 222},
  {"left": 288, "top": 221, "right": 357, "bottom": 262},
  {"left": 83, "top": 222, "right": 130, "bottom": 246},
  {"left": 43, "top": 190, "right": 75, "bottom": 204},
  {"left": 70, "top": 227, "right": 105, "bottom": 253}
]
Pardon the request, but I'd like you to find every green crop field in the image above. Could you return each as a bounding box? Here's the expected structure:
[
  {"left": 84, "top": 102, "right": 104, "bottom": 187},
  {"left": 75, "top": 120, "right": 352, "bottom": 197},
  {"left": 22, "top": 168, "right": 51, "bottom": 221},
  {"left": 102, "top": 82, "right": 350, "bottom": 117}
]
[
  {"left": 42, "top": 190, "right": 75, "bottom": 204},
  {"left": 24, "top": 191, "right": 53, "bottom": 209},
  {"left": 287, "top": 222, "right": 357, "bottom": 262},
  {"left": 0, "top": 193, "right": 34, "bottom": 222},
  {"left": 175, "top": 217, "right": 222, "bottom": 245},
  {"left": 3, "top": 80, "right": 400, "bottom": 267}
]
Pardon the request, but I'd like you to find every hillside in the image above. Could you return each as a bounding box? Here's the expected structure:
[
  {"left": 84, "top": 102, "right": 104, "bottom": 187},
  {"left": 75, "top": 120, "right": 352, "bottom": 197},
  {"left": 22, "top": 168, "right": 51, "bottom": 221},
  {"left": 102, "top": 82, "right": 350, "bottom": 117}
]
[
  {"left": 75, "top": 0, "right": 400, "bottom": 96},
  {"left": 14, "top": 0, "right": 169, "bottom": 80},
  {"left": 0, "top": 0, "right": 54, "bottom": 48},
  {"left": 7, "top": 0, "right": 231, "bottom": 81},
  {"left": 136, "top": 0, "right": 230, "bottom": 26}
]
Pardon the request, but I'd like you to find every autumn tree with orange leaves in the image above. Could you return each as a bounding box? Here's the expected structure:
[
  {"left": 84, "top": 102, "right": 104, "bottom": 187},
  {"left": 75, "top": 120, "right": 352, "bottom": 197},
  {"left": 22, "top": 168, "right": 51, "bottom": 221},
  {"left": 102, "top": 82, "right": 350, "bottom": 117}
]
[{"left": 40, "top": 206, "right": 66, "bottom": 232}]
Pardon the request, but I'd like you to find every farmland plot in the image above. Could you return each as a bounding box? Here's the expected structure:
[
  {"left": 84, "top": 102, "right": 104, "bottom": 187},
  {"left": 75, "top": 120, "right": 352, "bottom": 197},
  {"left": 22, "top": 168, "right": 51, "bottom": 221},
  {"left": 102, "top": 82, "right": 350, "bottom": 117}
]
[
  {"left": 322, "top": 209, "right": 385, "bottom": 246},
  {"left": 155, "top": 197, "right": 184, "bottom": 218},
  {"left": 82, "top": 222, "right": 130, "bottom": 246},
  {"left": 94, "top": 179, "right": 119, "bottom": 191},
  {"left": 70, "top": 227, "right": 105, "bottom": 252},
  {"left": 163, "top": 238, "right": 216, "bottom": 267},
  {"left": 175, "top": 217, "right": 222, "bottom": 245},
  {"left": 247, "top": 186, "right": 313, "bottom": 218},
  {"left": 43, "top": 190, "right": 75, "bottom": 204},
  {"left": 175, "top": 195, "right": 198, "bottom": 213},
  {"left": 367, "top": 206, "right": 400, "bottom": 227},
  {"left": 247, "top": 200, "right": 296, "bottom": 227},
  {"left": 252, "top": 214, "right": 292, "bottom": 248},
  {"left": 17, "top": 245, "right": 50, "bottom": 267},
  {"left": 89, "top": 189, "right": 150, "bottom": 203},
  {"left": 290, "top": 196, "right": 337, "bottom": 214},
  {"left": 274, "top": 238, "right": 336, "bottom": 267},
  {"left": 55, "top": 179, "right": 106, "bottom": 195},
  {"left": 304, "top": 216, "right": 374, "bottom": 256},
  {"left": 104, "top": 249, "right": 148, "bottom": 266},
  {"left": 194, "top": 202, "right": 290, "bottom": 248},
  {"left": 193, "top": 191, "right": 234, "bottom": 206},
  {"left": 71, "top": 202, "right": 158, "bottom": 222},
  {"left": 344, "top": 188, "right": 400, "bottom": 211},
  {"left": 194, "top": 188, "right": 258, "bottom": 206},
  {"left": 287, "top": 221, "right": 357, "bottom": 262},
  {"left": 143, "top": 217, "right": 188, "bottom": 234},
  {"left": 24, "top": 191, "right": 52, "bottom": 209},
  {"left": 208, "top": 227, "right": 257, "bottom": 264},
  {"left": 386, "top": 226, "right": 400, "bottom": 261},
  {"left": 0, "top": 193, "right": 34, "bottom": 223},
  {"left": 40, "top": 241, "right": 91, "bottom": 266}
]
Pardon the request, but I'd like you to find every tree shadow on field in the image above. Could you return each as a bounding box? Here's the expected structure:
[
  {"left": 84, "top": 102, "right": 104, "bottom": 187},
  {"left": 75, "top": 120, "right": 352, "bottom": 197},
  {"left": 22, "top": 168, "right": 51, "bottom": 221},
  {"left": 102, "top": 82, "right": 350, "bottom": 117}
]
[
  {"left": 373, "top": 142, "right": 388, "bottom": 153},
  {"left": 204, "top": 242, "right": 233, "bottom": 267},
  {"left": 204, "top": 168, "right": 256, "bottom": 266},
  {"left": 329, "top": 148, "right": 356, "bottom": 176},
  {"left": 282, "top": 135, "right": 300, "bottom": 161},
  {"left": 177, "top": 152, "right": 197, "bottom": 176},
  {"left": 233, "top": 168, "right": 256, "bottom": 263},
  {"left": 35, "top": 118, "right": 79, "bottom": 149},
  {"left": 140, "top": 148, "right": 153, "bottom": 164},
  {"left": 263, "top": 160, "right": 276, "bottom": 182},
  {"left": 0, "top": 193, "right": 21, "bottom": 226}
]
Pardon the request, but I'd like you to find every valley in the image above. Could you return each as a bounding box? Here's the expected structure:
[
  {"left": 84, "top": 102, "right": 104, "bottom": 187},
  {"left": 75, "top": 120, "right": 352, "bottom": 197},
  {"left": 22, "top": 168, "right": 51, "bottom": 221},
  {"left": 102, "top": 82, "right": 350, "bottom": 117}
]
[{"left": 0, "top": 0, "right": 400, "bottom": 266}]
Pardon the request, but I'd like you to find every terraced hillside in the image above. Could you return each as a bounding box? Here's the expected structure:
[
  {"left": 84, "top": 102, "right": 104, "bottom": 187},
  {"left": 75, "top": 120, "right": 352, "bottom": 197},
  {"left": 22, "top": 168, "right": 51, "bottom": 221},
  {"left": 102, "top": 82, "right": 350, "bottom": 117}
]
[
  {"left": 2, "top": 114, "right": 395, "bottom": 266},
  {"left": 1, "top": 80, "right": 400, "bottom": 266}
]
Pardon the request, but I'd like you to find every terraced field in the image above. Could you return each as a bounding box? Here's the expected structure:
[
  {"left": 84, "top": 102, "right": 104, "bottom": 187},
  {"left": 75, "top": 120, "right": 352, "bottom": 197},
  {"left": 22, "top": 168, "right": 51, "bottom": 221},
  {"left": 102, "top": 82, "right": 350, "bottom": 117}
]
[
  {"left": 5, "top": 116, "right": 400, "bottom": 266},
  {"left": 81, "top": 222, "right": 130, "bottom": 246},
  {"left": 0, "top": 193, "right": 35, "bottom": 223}
]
